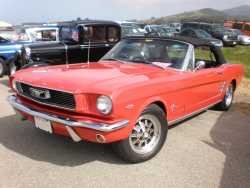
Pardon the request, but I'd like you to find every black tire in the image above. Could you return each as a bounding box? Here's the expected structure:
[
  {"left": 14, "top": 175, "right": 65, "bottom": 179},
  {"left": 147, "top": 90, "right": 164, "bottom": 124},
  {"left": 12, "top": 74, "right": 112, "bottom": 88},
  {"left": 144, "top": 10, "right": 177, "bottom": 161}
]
[
  {"left": 0, "top": 58, "right": 7, "bottom": 77},
  {"left": 216, "top": 83, "right": 234, "bottom": 111},
  {"left": 112, "top": 104, "right": 168, "bottom": 163}
]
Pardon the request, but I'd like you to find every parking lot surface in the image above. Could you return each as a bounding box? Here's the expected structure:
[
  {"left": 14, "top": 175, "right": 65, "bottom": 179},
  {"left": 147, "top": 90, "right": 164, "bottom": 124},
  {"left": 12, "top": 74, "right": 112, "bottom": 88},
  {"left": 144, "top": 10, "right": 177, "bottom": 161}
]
[{"left": 0, "top": 77, "right": 249, "bottom": 188}]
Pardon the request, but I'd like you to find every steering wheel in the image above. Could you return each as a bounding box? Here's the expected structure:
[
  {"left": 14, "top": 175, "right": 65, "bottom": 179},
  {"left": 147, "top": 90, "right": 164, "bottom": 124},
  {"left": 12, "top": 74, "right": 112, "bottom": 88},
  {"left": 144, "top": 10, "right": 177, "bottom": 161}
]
[
  {"left": 130, "top": 55, "right": 148, "bottom": 63},
  {"left": 117, "top": 53, "right": 129, "bottom": 59}
]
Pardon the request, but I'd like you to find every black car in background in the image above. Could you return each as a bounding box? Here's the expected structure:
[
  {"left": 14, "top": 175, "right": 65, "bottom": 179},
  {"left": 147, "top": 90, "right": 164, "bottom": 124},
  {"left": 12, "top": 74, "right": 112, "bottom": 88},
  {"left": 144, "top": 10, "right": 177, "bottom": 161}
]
[
  {"left": 182, "top": 22, "right": 238, "bottom": 47},
  {"left": 179, "top": 28, "right": 223, "bottom": 47},
  {"left": 19, "top": 20, "right": 121, "bottom": 70}
]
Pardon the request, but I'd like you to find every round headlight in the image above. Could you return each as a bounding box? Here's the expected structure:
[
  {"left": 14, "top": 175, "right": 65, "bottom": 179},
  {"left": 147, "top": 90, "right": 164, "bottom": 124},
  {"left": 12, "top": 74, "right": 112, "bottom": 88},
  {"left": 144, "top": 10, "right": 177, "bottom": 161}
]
[
  {"left": 96, "top": 95, "right": 112, "bottom": 115},
  {"left": 25, "top": 47, "right": 31, "bottom": 58},
  {"left": 223, "top": 35, "right": 228, "bottom": 40}
]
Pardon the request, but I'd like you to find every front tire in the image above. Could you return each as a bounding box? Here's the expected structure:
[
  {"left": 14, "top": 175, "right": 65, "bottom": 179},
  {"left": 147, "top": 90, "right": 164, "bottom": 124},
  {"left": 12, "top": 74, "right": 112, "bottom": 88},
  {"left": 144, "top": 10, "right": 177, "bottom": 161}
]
[
  {"left": 0, "top": 58, "right": 6, "bottom": 77},
  {"left": 216, "top": 83, "right": 234, "bottom": 111},
  {"left": 113, "top": 104, "right": 168, "bottom": 163}
]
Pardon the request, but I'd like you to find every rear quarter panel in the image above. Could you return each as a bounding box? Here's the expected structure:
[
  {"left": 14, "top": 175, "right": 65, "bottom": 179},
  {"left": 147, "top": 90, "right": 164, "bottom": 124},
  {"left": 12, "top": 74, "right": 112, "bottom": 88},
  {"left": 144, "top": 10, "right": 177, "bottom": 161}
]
[{"left": 223, "top": 63, "right": 244, "bottom": 88}]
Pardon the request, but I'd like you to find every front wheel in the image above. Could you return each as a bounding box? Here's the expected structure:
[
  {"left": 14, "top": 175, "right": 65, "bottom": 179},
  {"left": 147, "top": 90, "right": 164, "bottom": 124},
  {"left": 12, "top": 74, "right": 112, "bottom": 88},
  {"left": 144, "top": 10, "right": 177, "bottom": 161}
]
[
  {"left": 112, "top": 104, "right": 168, "bottom": 163},
  {"left": 216, "top": 83, "right": 234, "bottom": 111}
]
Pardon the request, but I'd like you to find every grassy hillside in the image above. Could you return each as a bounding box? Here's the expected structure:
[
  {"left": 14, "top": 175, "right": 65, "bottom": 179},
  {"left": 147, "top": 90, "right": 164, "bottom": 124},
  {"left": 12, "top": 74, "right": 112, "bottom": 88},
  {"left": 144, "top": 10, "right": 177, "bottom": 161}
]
[
  {"left": 145, "top": 8, "right": 228, "bottom": 24},
  {"left": 144, "top": 5, "right": 250, "bottom": 24},
  {"left": 222, "top": 46, "right": 250, "bottom": 78}
]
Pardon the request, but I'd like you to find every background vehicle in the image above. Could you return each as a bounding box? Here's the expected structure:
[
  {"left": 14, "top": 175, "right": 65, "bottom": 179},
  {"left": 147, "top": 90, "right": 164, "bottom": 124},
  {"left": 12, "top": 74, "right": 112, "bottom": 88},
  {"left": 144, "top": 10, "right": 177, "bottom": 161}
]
[
  {"left": 121, "top": 25, "right": 145, "bottom": 38},
  {"left": 229, "top": 29, "right": 250, "bottom": 45},
  {"left": 169, "top": 22, "right": 182, "bottom": 32},
  {"left": 0, "top": 26, "right": 59, "bottom": 76},
  {"left": 19, "top": 20, "right": 121, "bottom": 70},
  {"left": 14, "top": 26, "right": 59, "bottom": 42},
  {"left": 0, "top": 36, "right": 21, "bottom": 76},
  {"left": 179, "top": 28, "right": 223, "bottom": 47},
  {"left": 182, "top": 22, "right": 238, "bottom": 47},
  {"left": 9, "top": 36, "right": 243, "bottom": 163},
  {"left": 224, "top": 20, "right": 250, "bottom": 36},
  {"left": 144, "top": 25, "right": 175, "bottom": 37}
]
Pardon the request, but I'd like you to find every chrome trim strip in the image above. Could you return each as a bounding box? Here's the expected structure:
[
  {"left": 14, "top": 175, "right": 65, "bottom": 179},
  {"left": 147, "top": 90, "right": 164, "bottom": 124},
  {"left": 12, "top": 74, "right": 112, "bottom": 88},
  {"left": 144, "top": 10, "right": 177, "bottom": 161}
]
[
  {"left": 14, "top": 80, "right": 74, "bottom": 94},
  {"left": 8, "top": 95, "right": 129, "bottom": 132},
  {"left": 168, "top": 100, "right": 222, "bottom": 126}
]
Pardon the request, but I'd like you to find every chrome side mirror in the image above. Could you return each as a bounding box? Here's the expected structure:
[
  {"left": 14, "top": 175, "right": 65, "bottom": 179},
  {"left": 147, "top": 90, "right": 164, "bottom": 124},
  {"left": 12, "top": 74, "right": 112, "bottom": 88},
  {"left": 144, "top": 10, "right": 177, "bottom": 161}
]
[{"left": 195, "top": 61, "right": 206, "bottom": 71}]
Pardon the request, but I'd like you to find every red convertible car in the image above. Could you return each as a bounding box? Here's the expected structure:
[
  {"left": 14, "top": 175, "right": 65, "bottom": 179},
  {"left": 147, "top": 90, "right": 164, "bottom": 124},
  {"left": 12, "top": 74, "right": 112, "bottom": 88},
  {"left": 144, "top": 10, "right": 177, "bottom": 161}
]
[{"left": 8, "top": 36, "right": 244, "bottom": 163}]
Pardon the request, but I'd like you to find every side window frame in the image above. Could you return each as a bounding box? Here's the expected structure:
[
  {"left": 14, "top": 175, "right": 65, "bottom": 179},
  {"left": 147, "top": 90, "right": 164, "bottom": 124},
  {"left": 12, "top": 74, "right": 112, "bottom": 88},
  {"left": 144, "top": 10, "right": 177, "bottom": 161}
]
[
  {"left": 182, "top": 44, "right": 195, "bottom": 71},
  {"left": 82, "top": 25, "right": 107, "bottom": 44},
  {"left": 107, "top": 26, "right": 120, "bottom": 43},
  {"left": 194, "top": 46, "right": 221, "bottom": 69}
]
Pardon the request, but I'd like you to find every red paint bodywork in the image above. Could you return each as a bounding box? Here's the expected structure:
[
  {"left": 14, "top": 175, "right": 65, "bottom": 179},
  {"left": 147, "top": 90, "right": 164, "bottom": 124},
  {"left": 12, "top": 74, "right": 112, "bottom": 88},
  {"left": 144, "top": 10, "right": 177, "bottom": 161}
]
[{"left": 11, "top": 60, "right": 244, "bottom": 143}]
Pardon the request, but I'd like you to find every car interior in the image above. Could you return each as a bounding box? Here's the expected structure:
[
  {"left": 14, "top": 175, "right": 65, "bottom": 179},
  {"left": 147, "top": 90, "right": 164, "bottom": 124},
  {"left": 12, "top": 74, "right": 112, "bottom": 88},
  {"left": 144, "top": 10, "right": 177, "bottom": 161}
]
[{"left": 194, "top": 46, "right": 221, "bottom": 70}]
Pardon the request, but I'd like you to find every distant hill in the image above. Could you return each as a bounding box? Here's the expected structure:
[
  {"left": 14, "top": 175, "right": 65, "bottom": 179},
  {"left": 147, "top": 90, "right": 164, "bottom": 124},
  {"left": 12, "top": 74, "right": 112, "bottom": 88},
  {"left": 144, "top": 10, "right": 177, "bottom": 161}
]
[
  {"left": 223, "top": 5, "right": 250, "bottom": 19},
  {"left": 144, "top": 5, "right": 250, "bottom": 24}
]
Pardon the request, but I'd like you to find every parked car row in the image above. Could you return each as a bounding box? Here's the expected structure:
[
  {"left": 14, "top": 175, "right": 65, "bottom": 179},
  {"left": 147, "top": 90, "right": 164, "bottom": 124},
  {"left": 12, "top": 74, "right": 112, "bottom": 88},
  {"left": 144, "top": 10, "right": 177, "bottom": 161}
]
[
  {"left": 178, "top": 28, "right": 223, "bottom": 47},
  {"left": 181, "top": 22, "right": 246, "bottom": 47},
  {"left": 0, "top": 20, "right": 121, "bottom": 76},
  {"left": 1, "top": 20, "right": 249, "bottom": 78},
  {"left": 0, "top": 21, "right": 182, "bottom": 76},
  {"left": 230, "top": 29, "right": 250, "bottom": 45},
  {"left": 120, "top": 21, "right": 249, "bottom": 48},
  {"left": 0, "top": 25, "right": 59, "bottom": 76}
]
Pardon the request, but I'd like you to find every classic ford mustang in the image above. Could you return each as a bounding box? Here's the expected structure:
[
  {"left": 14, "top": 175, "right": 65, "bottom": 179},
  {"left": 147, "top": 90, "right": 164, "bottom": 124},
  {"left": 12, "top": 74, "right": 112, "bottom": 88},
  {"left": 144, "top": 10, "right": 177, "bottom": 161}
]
[{"left": 8, "top": 36, "right": 244, "bottom": 163}]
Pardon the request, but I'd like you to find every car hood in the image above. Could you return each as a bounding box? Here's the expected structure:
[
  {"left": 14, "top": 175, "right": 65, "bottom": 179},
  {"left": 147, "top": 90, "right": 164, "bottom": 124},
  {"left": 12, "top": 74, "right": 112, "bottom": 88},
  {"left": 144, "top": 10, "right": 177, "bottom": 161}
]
[
  {"left": 209, "top": 38, "right": 221, "bottom": 42},
  {"left": 14, "top": 61, "right": 177, "bottom": 95},
  {"left": 239, "top": 35, "right": 250, "bottom": 39}
]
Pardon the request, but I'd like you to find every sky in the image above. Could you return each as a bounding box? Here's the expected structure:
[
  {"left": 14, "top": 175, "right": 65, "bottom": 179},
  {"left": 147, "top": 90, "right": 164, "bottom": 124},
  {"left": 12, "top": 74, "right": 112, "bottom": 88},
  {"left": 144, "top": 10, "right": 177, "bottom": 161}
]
[{"left": 1, "top": 0, "right": 250, "bottom": 24}]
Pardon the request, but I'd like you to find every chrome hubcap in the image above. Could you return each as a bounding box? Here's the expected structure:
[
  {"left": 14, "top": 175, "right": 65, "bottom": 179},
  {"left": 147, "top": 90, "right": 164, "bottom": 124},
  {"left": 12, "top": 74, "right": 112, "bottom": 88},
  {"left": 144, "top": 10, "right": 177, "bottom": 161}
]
[
  {"left": 129, "top": 114, "right": 161, "bottom": 154},
  {"left": 225, "top": 85, "right": 233, "bottom": 107}
]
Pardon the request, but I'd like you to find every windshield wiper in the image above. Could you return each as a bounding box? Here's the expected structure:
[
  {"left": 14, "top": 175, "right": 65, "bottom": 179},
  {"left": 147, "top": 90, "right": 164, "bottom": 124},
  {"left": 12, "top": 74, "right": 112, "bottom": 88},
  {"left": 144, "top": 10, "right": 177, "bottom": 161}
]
[
  {"left": 130, "top": 59, "right": 165, "bottom": 69},
  {"left": 101, "top": 58, "right": 127, "bottom": 64}
]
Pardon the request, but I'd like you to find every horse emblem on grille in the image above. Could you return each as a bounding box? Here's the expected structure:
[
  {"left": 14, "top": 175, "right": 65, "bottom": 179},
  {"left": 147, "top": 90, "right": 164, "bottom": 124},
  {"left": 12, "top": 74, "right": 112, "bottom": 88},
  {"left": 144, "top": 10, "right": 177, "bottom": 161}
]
[{"left": 29, "top": 88, "right": 51, "bottom": 100}]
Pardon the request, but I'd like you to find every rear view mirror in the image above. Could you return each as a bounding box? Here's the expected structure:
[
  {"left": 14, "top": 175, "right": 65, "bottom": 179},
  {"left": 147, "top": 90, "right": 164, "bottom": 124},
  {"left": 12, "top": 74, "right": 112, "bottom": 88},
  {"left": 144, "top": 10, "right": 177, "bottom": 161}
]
[{"left": 195, "top": 61, "right": 206, "bottom": 71}]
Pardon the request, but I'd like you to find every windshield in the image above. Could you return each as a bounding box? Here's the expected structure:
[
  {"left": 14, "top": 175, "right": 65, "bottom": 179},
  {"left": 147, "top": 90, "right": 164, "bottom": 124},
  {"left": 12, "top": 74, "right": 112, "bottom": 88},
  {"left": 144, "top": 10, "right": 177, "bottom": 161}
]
[
  {"left": 233, "top": 29, "right": 243, "bottom": 35},
  {"left": 101, "top": 39, "right": 189, "bottom": 70},
  {"left": 122, "top": 26, "right": 145, "bottom": 37},
  {"left": 28, "top": 29, "right": 58, "bottom": 42},
  {"left": 196, "top": 29, "right": 212, "bottom": 38}
]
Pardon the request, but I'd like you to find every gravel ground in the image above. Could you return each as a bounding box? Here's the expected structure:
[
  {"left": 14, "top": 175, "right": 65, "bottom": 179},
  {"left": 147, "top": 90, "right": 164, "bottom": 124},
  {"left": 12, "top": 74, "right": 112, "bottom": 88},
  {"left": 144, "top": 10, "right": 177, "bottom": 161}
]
[{"left": 0, "top": 77, "right": 249, "bottom": 188}]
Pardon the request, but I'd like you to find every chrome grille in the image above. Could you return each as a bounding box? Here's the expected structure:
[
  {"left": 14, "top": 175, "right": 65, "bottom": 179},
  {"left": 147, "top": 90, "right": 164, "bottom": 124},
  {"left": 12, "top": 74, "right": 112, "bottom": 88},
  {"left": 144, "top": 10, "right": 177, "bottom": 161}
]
[
  {"left": 16, "top": 82, "right": 76, "bottom": 110},
  {"left": 228, "top": 35, "right": 238, "bottom": 40}
]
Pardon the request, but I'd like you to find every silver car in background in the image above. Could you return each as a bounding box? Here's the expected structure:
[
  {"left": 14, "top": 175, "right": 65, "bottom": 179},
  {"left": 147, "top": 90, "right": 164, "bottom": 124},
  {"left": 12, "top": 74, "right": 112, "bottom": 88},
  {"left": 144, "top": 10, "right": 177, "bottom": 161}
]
[{"left": 231, "top": 29, "right": 250, "bottom": 45}]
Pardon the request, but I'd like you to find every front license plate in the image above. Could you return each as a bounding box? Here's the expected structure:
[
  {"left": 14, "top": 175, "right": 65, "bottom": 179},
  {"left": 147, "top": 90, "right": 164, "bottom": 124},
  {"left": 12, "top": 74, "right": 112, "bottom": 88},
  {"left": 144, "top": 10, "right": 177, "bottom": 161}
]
[{"left": 34, "top": 117, "right": 53, "bottom": 134}]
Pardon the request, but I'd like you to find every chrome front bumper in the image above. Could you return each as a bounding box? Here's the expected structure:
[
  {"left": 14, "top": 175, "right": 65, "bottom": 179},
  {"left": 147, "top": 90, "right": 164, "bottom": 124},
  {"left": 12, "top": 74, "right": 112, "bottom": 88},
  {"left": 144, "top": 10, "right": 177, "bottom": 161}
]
[{"left": 7, "top": 95, "right": 129, "bottom": 142}]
